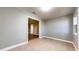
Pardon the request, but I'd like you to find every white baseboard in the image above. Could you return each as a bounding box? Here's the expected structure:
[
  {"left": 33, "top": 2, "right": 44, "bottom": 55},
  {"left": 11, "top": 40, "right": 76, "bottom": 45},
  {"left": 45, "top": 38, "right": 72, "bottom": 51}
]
[
  {"left": 42, "top": 36, "right": 73, "bottom": 43},
  {"left": 39, "top": 37, "right": 43, "bottom": 38},
  {"left": 1, "top": 36, "right": 78, "bottom": 51},
  {"left": 42, "top": 36, "right": 78, "bottom": 51},
  {"left": 0, "top": 41, "right": 28, "bottom": 51},
  {"left": 72, "top": 43, "right": 78, "bottom": 51}
]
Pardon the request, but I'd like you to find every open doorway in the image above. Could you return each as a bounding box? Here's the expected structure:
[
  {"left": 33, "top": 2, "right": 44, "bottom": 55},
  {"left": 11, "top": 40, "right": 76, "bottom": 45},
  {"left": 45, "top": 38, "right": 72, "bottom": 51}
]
[{"left": 28, "top": 18, "right": 39, "bottom": 41}]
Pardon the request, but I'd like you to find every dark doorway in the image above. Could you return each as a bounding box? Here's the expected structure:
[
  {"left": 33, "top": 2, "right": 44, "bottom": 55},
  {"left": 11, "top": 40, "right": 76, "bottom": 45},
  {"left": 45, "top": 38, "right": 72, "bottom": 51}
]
[{"left": 28, "top": 18, "right": 39, "bottom": 40}]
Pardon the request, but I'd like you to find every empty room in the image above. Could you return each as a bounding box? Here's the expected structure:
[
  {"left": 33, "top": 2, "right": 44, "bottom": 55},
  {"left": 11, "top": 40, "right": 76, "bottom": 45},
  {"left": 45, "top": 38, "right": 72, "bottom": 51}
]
[{"left": 0, "top": 7, "right": 78, "bottom": 51}]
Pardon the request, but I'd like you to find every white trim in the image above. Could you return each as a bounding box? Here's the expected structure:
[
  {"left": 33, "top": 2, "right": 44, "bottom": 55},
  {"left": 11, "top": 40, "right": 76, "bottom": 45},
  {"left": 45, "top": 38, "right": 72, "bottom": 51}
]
[
  {"left": 27, "top": 16, "right": 41, "bottom": 39},
  {"left": 72, "top": 43, "right": 78, "bottom": 51},
  {"left": 27, "top": 16, "right": 40, "bottom": 21},
  {"left": 39, "top": 37, "right": 43, "bottom": 38},
  {"left": 1, "top": 36, "right": 78, "bottom": 51},
  {"left": 42, "top": 36, "right": 79, "bottom": 51},
  {"left": 74, "top": 33, "right": 77, "bottom": 35},
  {"left": 0, "top": 41, "right": 28, "bottom": 51},
  {"left": 42, "top": 36, "right": 73, "bottom": 43}
]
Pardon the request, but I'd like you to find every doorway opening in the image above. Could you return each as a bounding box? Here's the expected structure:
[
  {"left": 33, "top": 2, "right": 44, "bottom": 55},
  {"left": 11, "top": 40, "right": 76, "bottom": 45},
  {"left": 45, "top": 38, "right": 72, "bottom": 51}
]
[{"left": 28, "top": 18, "right": 39, "bottom": 41}]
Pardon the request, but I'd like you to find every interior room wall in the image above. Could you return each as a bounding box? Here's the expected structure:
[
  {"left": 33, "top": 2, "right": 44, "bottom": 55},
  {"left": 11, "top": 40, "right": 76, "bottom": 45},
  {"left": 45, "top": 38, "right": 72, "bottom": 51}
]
[
  {"left": 78, "top": 8, "right": 79, "bottom": 49},
  {"left": 43, "top": 15, "right": 73, "bottom": 41},
  {"left": 39, "top": 20, "right": 46, "bottom": 37},
  {"left": 0, "top": 7, "right": 42, "bottom": 49},
  {"left": 33, "top": 23, "right": 38, "bottom": 35},
  {"left": 73, "top": 8, "right": 78, "bottom": 49}
]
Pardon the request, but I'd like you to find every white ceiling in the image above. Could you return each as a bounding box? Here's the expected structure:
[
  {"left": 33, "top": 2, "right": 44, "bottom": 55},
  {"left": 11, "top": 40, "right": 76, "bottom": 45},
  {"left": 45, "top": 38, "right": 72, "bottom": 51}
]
[{"left": 18, "top": 7, "right": 75, "bottom": 20}]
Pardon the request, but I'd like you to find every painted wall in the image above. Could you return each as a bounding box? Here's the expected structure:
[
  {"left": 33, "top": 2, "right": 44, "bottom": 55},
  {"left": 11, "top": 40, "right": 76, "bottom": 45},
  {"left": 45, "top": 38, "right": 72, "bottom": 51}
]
[
  {"left": 40, "top": 20, "right": 46, "bottom": 36},
  {"left": 43, "top": 15, "right": 73, "bottom": 41},
  {"left": 0, "top": 7, "right": 42, "bottom": 49},
  {"left": 78, "top": 8, "right": 79, "bottom": 49},
  {"left": 33, "top": 24, "right": 38, "bottom": 35},
  {"left": 73, "top": 8, "right": 78, "bottom": 49}
]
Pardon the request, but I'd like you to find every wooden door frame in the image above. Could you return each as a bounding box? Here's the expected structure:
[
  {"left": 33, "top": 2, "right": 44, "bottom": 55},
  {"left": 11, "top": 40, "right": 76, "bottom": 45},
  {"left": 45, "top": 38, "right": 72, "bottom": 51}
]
[{"left": 27, "top": 16, "right": 40, "bottom": 42}]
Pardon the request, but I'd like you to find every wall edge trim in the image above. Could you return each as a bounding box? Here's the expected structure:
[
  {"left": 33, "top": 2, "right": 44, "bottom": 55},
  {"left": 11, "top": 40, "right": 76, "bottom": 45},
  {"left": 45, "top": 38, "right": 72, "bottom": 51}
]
[
  {"left": 42, "top": 36, "right": 73, "bottom": 43},
  {"left": 41, "top": 36, "right": 78, "bottom": 51},
  {"left": 0, "top": 41, "right": 28, "bottom": 51}
]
